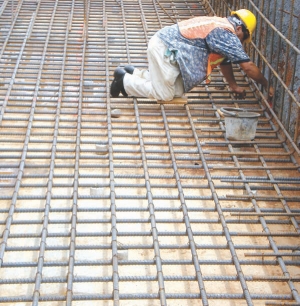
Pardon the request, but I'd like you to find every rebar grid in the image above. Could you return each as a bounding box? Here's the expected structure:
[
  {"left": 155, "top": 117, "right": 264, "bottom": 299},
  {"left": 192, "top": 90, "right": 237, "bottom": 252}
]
[{"left": 0, "top": 0, "right": 300, "bottom": 305}]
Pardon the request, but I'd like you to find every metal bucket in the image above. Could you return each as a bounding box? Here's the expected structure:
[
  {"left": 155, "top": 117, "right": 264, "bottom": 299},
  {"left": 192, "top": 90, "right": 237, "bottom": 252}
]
[{"left": 220, "top": 107, "right": 260, "bottom": 141}]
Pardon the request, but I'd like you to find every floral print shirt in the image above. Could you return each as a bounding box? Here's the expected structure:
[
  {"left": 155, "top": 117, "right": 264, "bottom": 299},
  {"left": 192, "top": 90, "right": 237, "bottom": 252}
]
[{"left": 158, "top": 22, "right": 250, "bottom": 92}]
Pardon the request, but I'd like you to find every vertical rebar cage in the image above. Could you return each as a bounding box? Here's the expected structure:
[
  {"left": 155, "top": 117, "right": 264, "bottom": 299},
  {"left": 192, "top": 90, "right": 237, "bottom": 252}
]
[
  {"left": 0, "top": 0, "right": 300, "bottom": 305},
  {"left": 207, "top": 0, "right": 300, "bottom": 143}
]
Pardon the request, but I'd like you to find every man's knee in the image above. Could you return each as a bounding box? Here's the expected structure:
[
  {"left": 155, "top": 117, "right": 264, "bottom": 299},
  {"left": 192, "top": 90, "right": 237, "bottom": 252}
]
[{"left": 155, "top": 90, "right": 175, "bottom": 101}]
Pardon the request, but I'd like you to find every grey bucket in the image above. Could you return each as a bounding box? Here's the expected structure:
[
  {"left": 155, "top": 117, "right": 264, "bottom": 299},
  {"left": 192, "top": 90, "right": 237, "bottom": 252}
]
[{"left": 220, "top": 107, "right": 260, "bottom": 141}]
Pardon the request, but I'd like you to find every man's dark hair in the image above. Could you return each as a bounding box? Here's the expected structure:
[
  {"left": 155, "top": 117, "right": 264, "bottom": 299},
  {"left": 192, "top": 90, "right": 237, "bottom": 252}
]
[
  {"left": 233, "top": 14, "right": 250, "bottom": 41},
  {"left": 228, "top": 15, "right": 250, "bottom": 41}
]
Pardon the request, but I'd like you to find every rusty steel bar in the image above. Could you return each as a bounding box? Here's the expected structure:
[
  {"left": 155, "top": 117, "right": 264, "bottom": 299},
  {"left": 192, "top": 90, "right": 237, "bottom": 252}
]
[
  {"left": 161, "top": 104, "right": 209, "bottom": 306},
  {"left": 31, "top": 1, "right": 64, "bottom": 305},
  {"left": 130, "top": 99, "right": 169, "bottom": 304},
  {"left": 103, "top": 0, "right": 120, "bottom": 304},
  {"left": 65, "top": 0, "right": 90, "bottom": 304},
  {"left": 1, "top": 274, "right": 300, "bottom": 284},
  {"left": 0, "top": 0, "right": 25, "bottom": 57},
  {"left": 189, "top": 105, "right": 255, "bottom": 305},
  {"left": 133, "top": 0, "right": 168, "bottom": 303},
  {"left": 0, "top": 12, "right": 38, "bottom": 269},
  {"left": 0, "top": 0, "right": 9, "bottom": 17},
  {"left": 0, "top": 13, "right": 36, "bottom": 124}
]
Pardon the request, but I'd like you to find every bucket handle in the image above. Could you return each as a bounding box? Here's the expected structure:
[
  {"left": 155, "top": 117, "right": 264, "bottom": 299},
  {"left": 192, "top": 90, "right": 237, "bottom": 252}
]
[
  {"left": 217, "top": 109, "right": 224, "bottom": 117},
  {"left": 220, "top": 107, "right": 242, "bottom": 117}
]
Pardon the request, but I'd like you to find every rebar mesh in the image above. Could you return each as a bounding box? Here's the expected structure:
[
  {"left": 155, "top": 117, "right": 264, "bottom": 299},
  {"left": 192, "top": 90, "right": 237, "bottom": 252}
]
[{"left": 0, "top": 0, "right": 299, "bottom": 305}]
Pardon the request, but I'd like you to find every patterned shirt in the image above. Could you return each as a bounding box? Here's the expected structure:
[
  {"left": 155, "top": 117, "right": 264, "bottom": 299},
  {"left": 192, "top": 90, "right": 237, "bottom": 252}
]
[{"left": 158, "top": 22, "right": 250, "bottom": 92}]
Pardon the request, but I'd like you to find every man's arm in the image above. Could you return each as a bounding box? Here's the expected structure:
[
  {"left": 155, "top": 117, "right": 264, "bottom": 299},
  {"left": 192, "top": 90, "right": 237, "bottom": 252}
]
[
  {"left": 239, "top": 61, "right": 274, "bottom": 102},
  {"left": 206, "top": 28, "right": 274, "bottom": 103},
  {"left": 220, "top": 61, "right": 274, "bottom": 103},
  {"left": 220, "top": 64, "right": 246, "bottom": 99}
]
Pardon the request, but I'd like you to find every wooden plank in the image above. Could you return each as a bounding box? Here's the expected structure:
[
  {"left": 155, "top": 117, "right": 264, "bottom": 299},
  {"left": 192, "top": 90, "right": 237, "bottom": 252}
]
[{"left": 156, "top": 96, "right": 188, "bottom": 104}]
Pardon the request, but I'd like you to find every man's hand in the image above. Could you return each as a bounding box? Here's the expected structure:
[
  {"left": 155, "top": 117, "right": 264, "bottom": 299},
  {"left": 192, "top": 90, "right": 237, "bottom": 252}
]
[
  {"left": 220, "top": 65, "right": 246, "bottom": 99},
  {"left": 231, "top": 86, "right": 246, "bottom": 99}
]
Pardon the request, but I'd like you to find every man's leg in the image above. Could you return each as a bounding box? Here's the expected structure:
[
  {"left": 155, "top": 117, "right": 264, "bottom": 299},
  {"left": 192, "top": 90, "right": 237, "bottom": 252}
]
[
  {"left": 174, "top": 74, "right": 184, "bottom": 98},
  {"left": 132, "top": 68, "right": 150, "bottom": 80},
  {"left": 124, "top": 34, "right": 184, "bottom": 100}
]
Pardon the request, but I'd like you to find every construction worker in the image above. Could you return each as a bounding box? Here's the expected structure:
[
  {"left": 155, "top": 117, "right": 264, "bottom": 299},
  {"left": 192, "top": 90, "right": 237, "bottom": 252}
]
[{"left": 110, "top": 9, "right": 274, "bottom": 102}]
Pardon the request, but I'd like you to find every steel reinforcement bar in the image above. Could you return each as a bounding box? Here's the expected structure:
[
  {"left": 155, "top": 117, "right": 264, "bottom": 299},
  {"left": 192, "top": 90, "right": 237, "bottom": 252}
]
[{"left": 0, "top": 0, "right": 300, "bottom": 306}]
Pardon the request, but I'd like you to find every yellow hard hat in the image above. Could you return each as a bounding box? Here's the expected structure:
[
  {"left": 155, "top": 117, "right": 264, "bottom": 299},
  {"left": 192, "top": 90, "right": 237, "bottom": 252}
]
[{"left": 231, "top": 9, "right": 256, "bottom": 43}]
